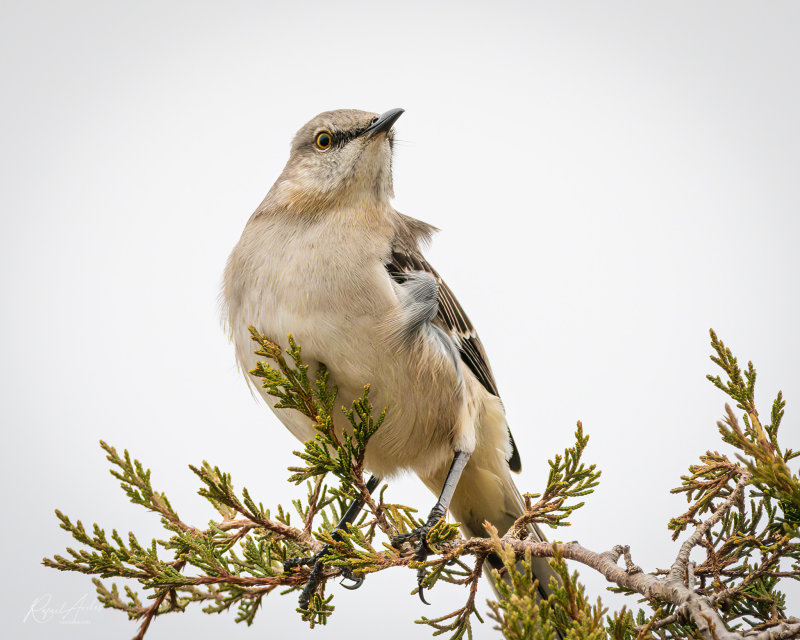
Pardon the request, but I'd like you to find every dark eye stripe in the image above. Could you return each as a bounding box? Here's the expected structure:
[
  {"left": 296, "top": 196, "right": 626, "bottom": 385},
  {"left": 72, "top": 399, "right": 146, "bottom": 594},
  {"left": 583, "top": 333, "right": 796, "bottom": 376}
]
[{"left": 314, "top": 123, "right": 374, "bottom": 150}]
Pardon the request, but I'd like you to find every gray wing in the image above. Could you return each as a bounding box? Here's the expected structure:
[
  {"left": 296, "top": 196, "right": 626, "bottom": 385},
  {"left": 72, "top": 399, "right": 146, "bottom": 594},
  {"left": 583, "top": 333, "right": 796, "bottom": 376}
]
[{"left": 386, "top": 218, "right": 522, "bottom": 472}]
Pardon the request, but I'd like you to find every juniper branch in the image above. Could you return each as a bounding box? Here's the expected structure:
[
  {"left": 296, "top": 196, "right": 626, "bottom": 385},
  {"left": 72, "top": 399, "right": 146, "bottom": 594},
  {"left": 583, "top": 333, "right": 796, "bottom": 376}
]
[{"left": 43, "top": 329, "right": 800, "bottom": 640}]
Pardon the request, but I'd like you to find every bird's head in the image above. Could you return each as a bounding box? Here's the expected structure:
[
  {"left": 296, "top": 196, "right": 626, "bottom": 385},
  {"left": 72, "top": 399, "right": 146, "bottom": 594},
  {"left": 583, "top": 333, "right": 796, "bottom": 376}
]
[{"left": 265, "top": 108, "right": 403, "bottom": 216}]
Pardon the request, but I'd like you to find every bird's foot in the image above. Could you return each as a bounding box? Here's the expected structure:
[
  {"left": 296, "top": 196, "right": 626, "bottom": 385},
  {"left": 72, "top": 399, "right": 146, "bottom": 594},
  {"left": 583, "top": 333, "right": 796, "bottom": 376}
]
[
  {"left": 391, "top": 509, "right": 446, "bottom": 604},
  {"left": 283, "top": 552, "right": 319, "bottom": 572},
  {"left": 338, "top": 567, "right": 365, "bottom": 590},
  {"left": 285, "top": 546, "right": 365, "bottom": 610}
]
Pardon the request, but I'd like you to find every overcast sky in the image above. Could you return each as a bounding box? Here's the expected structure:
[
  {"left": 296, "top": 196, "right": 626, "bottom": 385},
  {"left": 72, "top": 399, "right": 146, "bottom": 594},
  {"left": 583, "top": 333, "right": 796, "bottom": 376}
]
[{"left": 2, "top": 2, "right": 799, "bottom": 639}]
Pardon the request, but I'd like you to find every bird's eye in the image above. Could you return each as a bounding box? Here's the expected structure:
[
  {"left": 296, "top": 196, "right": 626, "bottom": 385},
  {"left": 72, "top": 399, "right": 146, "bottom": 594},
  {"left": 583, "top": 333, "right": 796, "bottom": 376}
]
[{"left": 315, "top": 132, "right": 332, "bottom": 149}]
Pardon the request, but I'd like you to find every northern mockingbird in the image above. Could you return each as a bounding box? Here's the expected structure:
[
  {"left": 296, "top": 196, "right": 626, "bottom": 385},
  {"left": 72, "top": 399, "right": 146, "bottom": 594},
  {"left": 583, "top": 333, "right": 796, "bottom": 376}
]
[{"left": 223, "top": 108, "right": 557, "bottom": 607}]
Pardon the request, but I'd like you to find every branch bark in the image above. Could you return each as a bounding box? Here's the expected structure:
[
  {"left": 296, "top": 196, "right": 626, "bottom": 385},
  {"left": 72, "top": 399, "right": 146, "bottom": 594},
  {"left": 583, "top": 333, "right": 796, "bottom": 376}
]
[{"left": 476, "top": 469, "right": 800, "bottom": 640}]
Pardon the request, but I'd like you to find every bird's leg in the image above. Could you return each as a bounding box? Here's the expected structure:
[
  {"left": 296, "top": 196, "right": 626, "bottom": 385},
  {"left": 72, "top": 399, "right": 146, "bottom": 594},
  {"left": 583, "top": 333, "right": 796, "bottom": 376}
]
[
  {"left": 285, "top": 475, "right": 380, "bottom": 610},
  {"left": 391, "top": 450, "right": 470, "bottom": 604}
]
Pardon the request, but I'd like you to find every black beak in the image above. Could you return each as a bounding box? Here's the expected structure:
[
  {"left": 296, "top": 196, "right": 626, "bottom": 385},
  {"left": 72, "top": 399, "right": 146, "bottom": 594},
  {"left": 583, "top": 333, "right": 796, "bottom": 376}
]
[{"left": 362, "top": 108, "right": 404, "bottom": 137}]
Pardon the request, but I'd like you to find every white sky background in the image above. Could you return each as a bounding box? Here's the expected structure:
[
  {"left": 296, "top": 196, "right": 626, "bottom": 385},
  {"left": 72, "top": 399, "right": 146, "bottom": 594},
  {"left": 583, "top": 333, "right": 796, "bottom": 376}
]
[{"left": 2, "top": 1, "right": 799, "bottom": 638}]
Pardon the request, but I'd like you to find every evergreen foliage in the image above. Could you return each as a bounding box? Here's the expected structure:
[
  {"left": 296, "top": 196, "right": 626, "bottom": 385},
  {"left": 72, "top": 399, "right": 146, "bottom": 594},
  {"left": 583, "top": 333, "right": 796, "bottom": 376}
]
[{"left": 44, "top": 329, "right": 800, "bottom": 639}]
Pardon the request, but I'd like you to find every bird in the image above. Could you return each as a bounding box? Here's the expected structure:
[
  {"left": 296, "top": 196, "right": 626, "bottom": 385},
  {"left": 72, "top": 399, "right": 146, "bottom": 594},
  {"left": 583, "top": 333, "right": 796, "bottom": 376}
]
[{"left": 222, "top": 108, "right": 557, "bottom": 607}]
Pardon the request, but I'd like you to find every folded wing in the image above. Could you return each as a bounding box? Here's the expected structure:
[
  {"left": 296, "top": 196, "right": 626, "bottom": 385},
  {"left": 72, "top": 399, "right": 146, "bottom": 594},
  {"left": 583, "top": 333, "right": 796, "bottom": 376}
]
[{"left": 387, "top": 213, "right": 522, "bottom": 472}]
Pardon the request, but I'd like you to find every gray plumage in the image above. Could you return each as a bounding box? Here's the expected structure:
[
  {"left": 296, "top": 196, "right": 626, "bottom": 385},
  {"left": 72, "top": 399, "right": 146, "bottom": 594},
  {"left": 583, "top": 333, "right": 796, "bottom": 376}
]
[{"left": 222, "top": 108, "right": 557, "bottom": 597}]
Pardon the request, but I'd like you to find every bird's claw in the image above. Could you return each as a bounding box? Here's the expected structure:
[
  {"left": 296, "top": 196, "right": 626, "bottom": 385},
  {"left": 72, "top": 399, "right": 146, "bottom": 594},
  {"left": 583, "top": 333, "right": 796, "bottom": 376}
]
[
  {"left": 287, "top": 549, "right": 367, "bottom": 609},
  {"left": 296, "top": 559, "right": 324, "bottom": 610},
  {"left": 283, "top": 553, "right": 317, "bottom": 572},
  {"left": 286, "top": 549, "right": 328, "bottom": 610},
  {"left": 413, "top": 541, "right": 432, "bottom": 604},
  {"left": 390, "top": 522, "right": 434, "bottom": 551},
  {"left": 339, "top": 567, "right": 365, "bottom": 590},
  {"left": 390, "top": 530, "right": 417, "bottom": 549},
  {"left": 392, "top": 526, "right": 436, "bottom": 605}
]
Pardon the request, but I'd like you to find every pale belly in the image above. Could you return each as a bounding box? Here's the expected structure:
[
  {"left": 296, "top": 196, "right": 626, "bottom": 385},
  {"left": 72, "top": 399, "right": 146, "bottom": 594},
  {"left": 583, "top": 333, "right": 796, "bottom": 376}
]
[{"left": 226, "top": 230, "right": 463, "bottom": 478}]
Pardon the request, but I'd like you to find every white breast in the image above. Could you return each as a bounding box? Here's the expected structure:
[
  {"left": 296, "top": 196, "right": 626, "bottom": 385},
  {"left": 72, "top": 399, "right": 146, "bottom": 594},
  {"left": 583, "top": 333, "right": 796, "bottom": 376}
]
[
  {"left": 223, "top": 209, "right": 465, "bottom": 477},
  {"left": 226, "top": 211, "right": 393, "bottom": 381}
]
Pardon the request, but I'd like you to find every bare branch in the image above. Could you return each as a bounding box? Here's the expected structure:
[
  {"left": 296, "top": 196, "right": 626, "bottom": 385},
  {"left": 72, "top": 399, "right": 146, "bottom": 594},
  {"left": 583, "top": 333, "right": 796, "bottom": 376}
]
[{"left": 670, "top": 472, "right": 751, "bottom": 583}]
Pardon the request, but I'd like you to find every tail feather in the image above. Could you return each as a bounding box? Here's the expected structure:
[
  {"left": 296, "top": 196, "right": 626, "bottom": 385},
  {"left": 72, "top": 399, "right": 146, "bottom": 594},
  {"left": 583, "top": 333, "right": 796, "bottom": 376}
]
[{"left": 443, "top": 460, "right": 561, "bottom": 600}]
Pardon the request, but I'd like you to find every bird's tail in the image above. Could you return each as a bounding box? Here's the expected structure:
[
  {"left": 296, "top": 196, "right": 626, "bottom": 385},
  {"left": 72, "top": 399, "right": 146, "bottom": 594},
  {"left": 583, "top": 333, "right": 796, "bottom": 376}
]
[{"left": 434, "top": 457, "right": 561, "bottom": 600}]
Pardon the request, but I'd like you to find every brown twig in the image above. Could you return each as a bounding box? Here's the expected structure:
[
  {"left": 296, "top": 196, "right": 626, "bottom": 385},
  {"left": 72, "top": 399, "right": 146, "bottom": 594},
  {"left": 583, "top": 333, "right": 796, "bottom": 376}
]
[
  {"left": 303, "top": 476, "right": 325, "bottom": 536},
  {"left": 353, "top": 467, "right": 394, "bottom": 537},
  {"left": 133, "top": 560, "right": 186, "bottom": 640}
]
